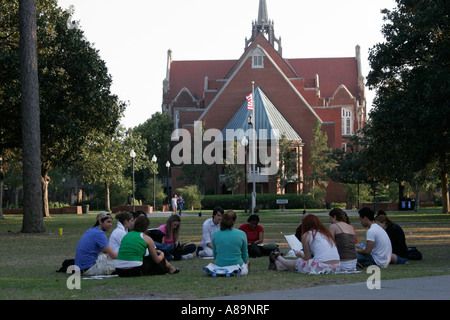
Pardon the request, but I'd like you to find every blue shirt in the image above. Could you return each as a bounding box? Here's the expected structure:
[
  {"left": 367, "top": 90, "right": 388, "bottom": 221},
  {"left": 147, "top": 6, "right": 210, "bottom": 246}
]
[
  {"left": 212, "top": 228, "right": 248, "bottom": 266},
  {"left": 75, "top": 226, "right": 109, "bottom": 270}
]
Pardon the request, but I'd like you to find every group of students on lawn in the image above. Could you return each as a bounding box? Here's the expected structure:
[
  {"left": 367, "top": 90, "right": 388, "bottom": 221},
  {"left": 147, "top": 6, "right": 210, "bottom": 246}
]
[{"left": 73, "top": 205, "right": 408, "bottom": 277}]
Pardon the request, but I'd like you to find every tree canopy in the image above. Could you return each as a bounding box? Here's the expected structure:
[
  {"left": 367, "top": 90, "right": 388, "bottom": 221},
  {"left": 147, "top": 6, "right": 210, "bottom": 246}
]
[
  {"left": 365, "top": 0, "right": 449, "bottom": 212},
  {"left": 1, "top": 0, "right": 126, "bottom": 218}
]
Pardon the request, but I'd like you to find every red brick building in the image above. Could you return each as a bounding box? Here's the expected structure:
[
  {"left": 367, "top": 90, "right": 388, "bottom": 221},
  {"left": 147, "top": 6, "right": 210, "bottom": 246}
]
[{"left": 162, "top": 0, "right": 367, "bottom": 203}]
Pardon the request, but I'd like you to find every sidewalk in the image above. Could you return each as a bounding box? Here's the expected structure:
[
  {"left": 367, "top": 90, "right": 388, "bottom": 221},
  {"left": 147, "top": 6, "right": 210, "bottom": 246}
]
[{"left": 208, "top": 275, "right": 450, "bottom": 300}]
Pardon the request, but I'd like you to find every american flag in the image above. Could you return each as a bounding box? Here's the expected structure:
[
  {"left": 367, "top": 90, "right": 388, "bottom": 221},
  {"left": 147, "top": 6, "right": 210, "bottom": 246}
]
[{"left": 246, "top": 93, "right": 253, "bottom": 111}]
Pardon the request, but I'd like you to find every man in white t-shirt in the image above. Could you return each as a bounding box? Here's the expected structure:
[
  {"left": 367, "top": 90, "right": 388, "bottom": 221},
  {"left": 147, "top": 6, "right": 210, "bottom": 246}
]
[
  {"left": 197, "top": 206, "right": 223, "bottom": 257},
  {"left": 357, "top": 207, "right": 392, "bottom": 268}
]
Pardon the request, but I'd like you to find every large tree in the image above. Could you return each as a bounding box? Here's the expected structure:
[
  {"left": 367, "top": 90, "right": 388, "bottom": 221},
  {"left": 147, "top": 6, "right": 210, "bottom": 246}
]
[
  {"left": 18, "top": 0, "right": 44, "bottom": 232},
  {"left": 366, "top": 0, "right": 449, "bottom": 213},
  {"left": 1, "top": 1, "right": 125, "bottom": 217}
]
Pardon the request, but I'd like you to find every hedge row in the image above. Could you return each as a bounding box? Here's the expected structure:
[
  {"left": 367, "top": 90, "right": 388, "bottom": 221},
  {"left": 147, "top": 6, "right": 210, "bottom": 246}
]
[{"left": 201, "top": 193, "right": 321, "bottom": 211}]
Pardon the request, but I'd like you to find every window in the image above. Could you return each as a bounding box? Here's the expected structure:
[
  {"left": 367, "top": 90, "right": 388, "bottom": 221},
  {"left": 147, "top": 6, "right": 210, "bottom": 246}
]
[
  {"left": 253, "top": 55, "right": 263, "bottom": 67},
  {"left": 342, "top": 109, "right": 352, "bottom": 135},
  {"left": 252, "top": 49, "right": 264, "bottom": 68}
]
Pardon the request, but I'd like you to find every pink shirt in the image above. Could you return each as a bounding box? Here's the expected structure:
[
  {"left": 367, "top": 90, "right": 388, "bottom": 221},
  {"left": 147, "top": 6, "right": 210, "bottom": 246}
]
[{"left": 157, "top": 224, "right": 174, "bottom": 244}]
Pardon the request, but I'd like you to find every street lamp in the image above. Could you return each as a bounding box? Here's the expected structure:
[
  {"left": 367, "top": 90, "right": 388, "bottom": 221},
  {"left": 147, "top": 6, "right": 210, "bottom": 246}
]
[
  {"left": 130, "top": 149, "right": 136, "bottom": 212},
  {"left": 241, "top": 137, "right": 248, "bottom": 213},
  {"left": 250, "top": 81, "right": 256, "bottom": 214},
  {"left": 152, "top": 155, "right": 157, "bottom": 212},
  {"left": 166, "top": 161, "right": 171, "bottom": 211}
]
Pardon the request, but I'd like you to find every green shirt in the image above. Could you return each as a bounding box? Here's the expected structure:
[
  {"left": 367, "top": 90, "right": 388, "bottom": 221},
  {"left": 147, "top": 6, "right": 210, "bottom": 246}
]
[
  {"left": 212, "top": 228, "right": 248, "bottom": 266},
  {"left": 117, "top": 231, "right": 147, "bottom": 262}
]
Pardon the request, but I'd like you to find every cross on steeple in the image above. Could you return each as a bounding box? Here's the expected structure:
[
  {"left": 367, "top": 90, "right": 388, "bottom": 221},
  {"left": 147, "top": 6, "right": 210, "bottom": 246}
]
[{"left": 245, "top": 0, "right": 282, "bottom": 55}]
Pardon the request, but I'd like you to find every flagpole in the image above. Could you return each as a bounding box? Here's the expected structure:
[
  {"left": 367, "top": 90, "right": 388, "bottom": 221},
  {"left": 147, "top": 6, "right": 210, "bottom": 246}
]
[{"left": 251, "top": 81, "right": 256, "bottom": 214}]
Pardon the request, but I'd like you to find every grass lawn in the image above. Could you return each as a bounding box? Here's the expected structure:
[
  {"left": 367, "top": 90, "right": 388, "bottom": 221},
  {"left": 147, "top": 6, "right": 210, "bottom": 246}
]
[{"left": 0, "top": 208, "right": 449, "bottom": 300}]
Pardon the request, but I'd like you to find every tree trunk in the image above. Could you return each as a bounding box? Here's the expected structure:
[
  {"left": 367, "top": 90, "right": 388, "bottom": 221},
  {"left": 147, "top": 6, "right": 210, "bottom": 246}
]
[
  {"left": 41, "top": 171, "right": 50, "bottom": 218},
  {"left": 105, "top": 181, "right": 110, "bottom": 212},
  {"left": 441, "top": 171, "right": 449, "bottom": 214},
  {"left": 0, "top": 153, "right": 4, "bottom": 220},
  {"left": 19, "top": 0, "right": 45, "bottom": 233}
]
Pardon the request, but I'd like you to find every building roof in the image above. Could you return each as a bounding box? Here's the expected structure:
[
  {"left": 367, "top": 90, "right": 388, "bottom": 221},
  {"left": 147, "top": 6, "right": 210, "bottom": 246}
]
[
  {"left": 287, "top": 57, "right": 359, "bottom": 100},
  {"left": 168, "top": 56, "right": 359, "bottom": 105},
  {"left": 169, "top": 60, "right": 236, "bottom": 103},
  {"left": 220, "top": 87, "right": 302, "bottom": 141}
]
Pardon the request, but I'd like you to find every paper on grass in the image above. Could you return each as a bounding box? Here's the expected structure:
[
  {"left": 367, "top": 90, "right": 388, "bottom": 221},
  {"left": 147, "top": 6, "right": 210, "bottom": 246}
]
[{"left": 284, "top": 234, "right": 303, "bottom": 252}]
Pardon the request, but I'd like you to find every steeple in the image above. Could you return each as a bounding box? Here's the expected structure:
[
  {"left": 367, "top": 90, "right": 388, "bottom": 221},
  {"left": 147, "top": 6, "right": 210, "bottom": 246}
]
[
  {"left": 258, "top": 0, "right": 268, "bottom": 24},
  {"left": 245, "top": 0, "right": 282, "bottom": 55}
]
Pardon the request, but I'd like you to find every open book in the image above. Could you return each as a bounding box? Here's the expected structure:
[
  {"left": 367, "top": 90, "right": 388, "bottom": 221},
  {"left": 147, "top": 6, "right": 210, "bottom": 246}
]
[{"left": 284, "top": 234, "right": 303, "bottom": 252}]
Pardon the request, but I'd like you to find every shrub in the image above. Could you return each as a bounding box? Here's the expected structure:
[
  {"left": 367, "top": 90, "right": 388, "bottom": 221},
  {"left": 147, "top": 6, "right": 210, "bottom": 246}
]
[
  {"left": 175, "top": 185, "right": 203, "bottom": 210},
  {"left": 201, "top": 193, "right": 320, "bottom": 210}
]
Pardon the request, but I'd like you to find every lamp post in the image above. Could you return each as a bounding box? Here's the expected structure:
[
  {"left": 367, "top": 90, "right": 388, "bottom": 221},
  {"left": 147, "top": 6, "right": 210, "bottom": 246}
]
[
  {"left": 250, "top": 81, "right": 256, "bottom": 214},
  {"left": 166, "top": 161, "right": 170, "bottom": 211},
  {"left": 130, "top": 149, "right": 136, "bottom": 212},
  {"left": 241, "top": 137, "right": 248, "bottom": 213},
  {"left": 152, "top": 155, "right": 157, "bottom": 212}
]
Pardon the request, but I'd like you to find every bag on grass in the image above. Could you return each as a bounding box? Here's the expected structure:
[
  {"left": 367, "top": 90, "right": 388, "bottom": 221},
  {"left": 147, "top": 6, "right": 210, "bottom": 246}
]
[
  {"left": 56, "top": 258, "right": 75, "bottom": 273},
  {"left": 407, "top": 247, "right": 422, "bottom": 260}
]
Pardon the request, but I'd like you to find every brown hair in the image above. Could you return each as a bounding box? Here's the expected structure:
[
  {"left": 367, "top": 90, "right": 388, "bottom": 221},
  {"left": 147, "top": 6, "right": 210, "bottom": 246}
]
[
  {"left": 328, "top": 208, "right": 347, "bottom": 222},
  {"left": 375, "top": 214, "right": 394, "bottom": 227},
  {"left": 134, "top": 215, "right": 150, "bottom": 232},
  {"left": 115, "top": 211, "right": 132, "bottom": 224},
  {"left": 165, "top": 214, "right": 181, "bottom": 242},
  {"left": 220, "top": 210, "right": 237, "bottom": 230},
  {"left": 301, "top": 214, "right": 336, "bottom": 246}
]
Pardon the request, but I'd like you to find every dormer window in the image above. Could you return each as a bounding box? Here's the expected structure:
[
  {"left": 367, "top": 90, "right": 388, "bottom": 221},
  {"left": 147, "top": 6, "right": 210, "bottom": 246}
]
[{"left": 252, "top": 48, "right": 264, "bottom": 68}]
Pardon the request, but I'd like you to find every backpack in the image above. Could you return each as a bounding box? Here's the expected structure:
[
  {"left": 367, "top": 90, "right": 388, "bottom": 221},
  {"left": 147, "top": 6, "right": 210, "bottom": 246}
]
[
  {"left": 407, "top": 247, "right": 422, "bottom": 260},
  {"left": 56, "top": 258, "right": 75, "bottom": 273}
]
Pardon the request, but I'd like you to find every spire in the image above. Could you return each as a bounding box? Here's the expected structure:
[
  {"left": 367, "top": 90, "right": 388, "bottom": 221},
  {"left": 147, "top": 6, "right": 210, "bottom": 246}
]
[
  {"left": 258, "top": 0, "right": 268, "bottom": 24},
  {"left": 245, "top": 0, "right": 282, "bottom": 55}
]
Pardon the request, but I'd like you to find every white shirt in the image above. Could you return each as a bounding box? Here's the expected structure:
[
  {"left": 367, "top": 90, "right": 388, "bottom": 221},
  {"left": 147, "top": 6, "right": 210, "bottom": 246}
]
[
  {"left": 201, "top": 218, "right": 220, "bottom": 248},
  {"left": 308, "top": 231, "right": 340, "bottom": 262},
  {"left": 109, "top": 221, "right": 127, "bottom": 253},
  {"left": 367, "top": 223, "right": 392, "bottom": 268}
]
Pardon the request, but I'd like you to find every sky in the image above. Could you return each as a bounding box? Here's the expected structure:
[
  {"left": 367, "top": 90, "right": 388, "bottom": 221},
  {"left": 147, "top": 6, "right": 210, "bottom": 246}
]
[{"left": 56, "top": 0, "right": 397, "bottom": 129}]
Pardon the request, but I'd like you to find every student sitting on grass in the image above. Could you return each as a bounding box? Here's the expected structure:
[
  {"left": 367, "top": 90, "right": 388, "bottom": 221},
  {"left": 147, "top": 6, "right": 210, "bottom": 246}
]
[
  {"left": 75, "top": 212, "right": 117, "bottom": 276},
  {"left": 198, "top": 206, "right": 223, "bottom": 258},
  {"left": 115, "top": 215, "right": 179, "bottom": 277},
  {"left": 356, "top": 207, "right": 392, "bottom": 268},
  {"left": 271, "top": 214, "right": 340, "bottom": 274},
  {"left": 212, "top": 210, "right": 249, "bottom": 275},
  {"left": 375, "top": 212, "right": 408, "bottom": 264},
  {"left": 158, "top": 215, "right": 196, "bottom": 260},
  {"left": 109, "top": 211, "right": 133, "bottom": 253},
  {"left": 328, "top": 208, "right": 358, "bottom": 271}
]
